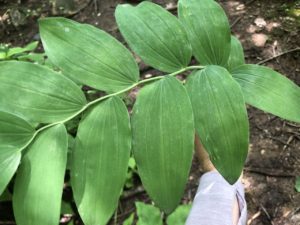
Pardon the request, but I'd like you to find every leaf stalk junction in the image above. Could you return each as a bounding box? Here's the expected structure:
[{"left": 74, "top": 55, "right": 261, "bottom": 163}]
[{"left": 20, "top": 65, "right": 205, "bottom": 151}]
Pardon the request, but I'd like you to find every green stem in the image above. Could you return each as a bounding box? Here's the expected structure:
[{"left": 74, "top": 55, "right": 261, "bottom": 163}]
[{"left": 19, "top": 65, "right": 204, "bottom": 151}]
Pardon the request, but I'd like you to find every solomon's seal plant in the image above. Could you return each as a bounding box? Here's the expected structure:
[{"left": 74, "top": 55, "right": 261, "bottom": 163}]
[{"left": 0, "top": 0, "right": 299, "bottom": 224}]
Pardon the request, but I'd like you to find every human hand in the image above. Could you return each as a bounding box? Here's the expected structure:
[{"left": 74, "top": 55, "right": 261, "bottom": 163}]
[
  {"left": 194, "top": 134, "right": 241, "bottom": 225},
  {"left": 194, "top": 134, "right": 216, "bottom": 172},
  {"left": 194, "top": 134, "right": 243, "bottom": 180}
]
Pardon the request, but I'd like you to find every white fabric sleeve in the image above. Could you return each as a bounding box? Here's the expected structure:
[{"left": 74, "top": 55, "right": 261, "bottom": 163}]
[{"left": 185, "top": 171, "right": 247, "bottom": 225}]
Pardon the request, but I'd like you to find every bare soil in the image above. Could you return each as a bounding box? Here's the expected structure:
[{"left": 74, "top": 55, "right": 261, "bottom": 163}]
[{"left": 0, "top": 0, "right": 300, "bottom": 224}]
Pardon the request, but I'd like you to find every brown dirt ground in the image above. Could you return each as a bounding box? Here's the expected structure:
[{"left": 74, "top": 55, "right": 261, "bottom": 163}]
[{"left": 0, "top": 0, "right": 300, "bottom": 224}]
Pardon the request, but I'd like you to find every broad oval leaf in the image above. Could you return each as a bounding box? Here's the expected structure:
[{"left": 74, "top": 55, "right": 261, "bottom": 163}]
[
  {"left": 72, "top": 97, "right": 131, "bottom": 225},
  {"left": 226, "top": 36, "right": 245, "bottom": 71},
  {"left": 178, "top": 0, "right": 231, "bottom": 66},
  {"left": 135, "top": 202, "right": 163, "bottom": 225},
  {"left": 0, "top": 111, "right": 35, "bottom": 148},
  {"left": 13, "top": 124, "right": 68, "bottom": 225},
  {"left": 232, "top": 64, "right": 300, "bottom": 123},
  {"left": 123, "top": 213, "right": 134, "bottom": 225},
  {"left": 0, "top": 61, "right": 86, "bottom": 123},
  {"left": 7, "top": 41, "right": 38, "bottom": 58},
  {"left": 39, "top": 17, "right": 139, "bottom": 93},
  {"left": 132, "top": 76, "right": 194, "bottom": 213},
  {"left": 186, "top": 66, "right": 249, "bottom": 184},
  {"left": 116, "top": 2, "right": 192, "bottom": 73},
  {"left": 0, "top": 146, "right": 21, "bottom": 195},
  {"left": 166, "top": 204, "right": 192, "bottom": 225}
]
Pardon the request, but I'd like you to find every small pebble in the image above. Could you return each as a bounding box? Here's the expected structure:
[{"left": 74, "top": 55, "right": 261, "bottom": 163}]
[
  {"left": 251, "top": 33, "right": 268, "bottom": 47},
  {"left": 254, "top": 17, "right": 267, "bottom": 28}
]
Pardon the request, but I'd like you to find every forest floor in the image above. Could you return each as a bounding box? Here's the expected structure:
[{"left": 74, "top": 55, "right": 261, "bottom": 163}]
[{"left": 0, "top": 0, "right": 300, "bottom": 224}]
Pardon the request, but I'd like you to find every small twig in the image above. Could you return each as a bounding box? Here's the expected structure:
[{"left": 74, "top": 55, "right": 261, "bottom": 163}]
[
  {"left": 247, "top": 211, "right": 261, "bottom": 225},
  {"left": 244, "top": 167, "right": 295, "bottom": 177},
  {"left": 255, "top": 124, "right": 293, "bottom": 147},
  {"left": 93, "top": 0, "right": 98, "bottom": 13},
  {"left": 283, "top": 135, "right": 294, "bottom": 151},
  {"left": 295, "top": 136, "right": 300, "bottom": 141},
  {"left": 231, "top": 16, "right": 242, "bottom": 28},
  {"left": 257, "top": 47, "right": 300, "bottom": 65},
  {"left": 260, "top": 204, "right": 275, "bottom": 225},
  {"left": 286, "top": 122, "right": 300, "bottom": 129},
  {"left": 117, "top": 207, "right": 135, "bottom": 219},
  {"left": 268, "top": 136, "right": 290, "bottom": 146},
  {"left": 288, "top": 207, "right": 300, "bottom": 219},
  {"left": 65, "top": 0, "right": 93, "bottom": 17},
  {"left": 255, "top": 124, "right": 265, "bottom": 131},
  {"left": 245, "top": 0, "right": 258, "bottom": 6},
  {"left": 121, "top": 187, "right": 146, "bottom": 201}
]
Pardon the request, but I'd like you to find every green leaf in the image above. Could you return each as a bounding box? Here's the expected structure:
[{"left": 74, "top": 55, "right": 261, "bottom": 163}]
[
  {"left": 0, "top": 111, "right": 35, "bottom": 148},
  {"left": 128, "top": 157, "right": 136, "bottom": 170},
  {"left": 186, "top": 66, "right": 249, "bottom": 184},
  {"left": 122, "top": 213, "right": 134, "bottom": 225},
  {"left": 0, "top": 45, "right": 7, "bottom": 60},
  {"left": 72, "top": 97, "right": 131, "bottom": 225},
  {"left": 17, "top": 53, "right": 46, "bottom": 64},
  {"left": 13, "top": 124, "right": 68, "bottom": 225},
  {"left": 39, "top": 17, "right": 139, "bottom": 93},
  {"left": 24, "top": 41, "right": 39, "bottom": 51},
  {"left": 125, "top": 157, "right": 137, "bottom": 188},
  {"left": 226, "top": 36, "right": 245, "bottom": 71},
  {"left": 66, "top": 134, "right": 75, "bottom": 170},
  {"left": 116, "top": 2, "right": 192, "bottom": 73},
  {"left": 178, "top": 0, "right": 231, "bottom": 66},
  {"left": 295, "top": 177, "right": 300, "bottom": 192},
  {"left": 0, "top": 52, "right": 6, "bottom": 60},
  {"left": 0, "top": 61, "right": 86, "bottom": 123},
  {"left": 0, "top": 146, "right": 21, "bottom": 195},
  {"left": 167, "top": 204, "right": 192, "bottom": 225},
  {"left": 135, "top": 202, "right": 163, "bottom": 225},
  {"left": 132, "top": 76, "right": 194, "bottom": 213},
  {"left": 232, "top": 64, "right": 300, "bottom": 123},
  {"left": 7, "top": 41, "right": 38, "bottom": 58}
]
